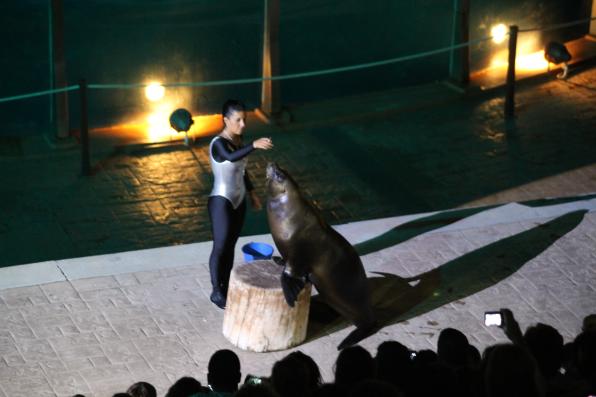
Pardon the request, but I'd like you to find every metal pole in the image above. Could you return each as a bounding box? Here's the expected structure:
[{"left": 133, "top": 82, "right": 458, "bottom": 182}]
[
  {"left": 259, "top": 0, "right": 281, "bottom": 119},
  {"left": 48, "top": 0, "right": 54, "bottom": 123},
  {"left": 448, "top": 0, "right": 458, "bottom": 76},
  {"left": 590, "top": 0, "right": 596, "bottom": 37},
  {"left": 505, "top": 25, "right": 518, "bottom": 119},
  {"left": 51, "top": 0, "right": 69, "bottom": 138},
  {"left": 80, "top": 79, "right": 91, "bottom": 176},
  {"left": 448, "top": 0, "right": 470, "bottom": 86},
  {"left": 459, "top": 0, "right": 470, "bottom": 85}
]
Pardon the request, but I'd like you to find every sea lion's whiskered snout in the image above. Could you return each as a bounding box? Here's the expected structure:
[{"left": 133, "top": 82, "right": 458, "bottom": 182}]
[
  {"left": 266, "top": 162, "right": 288, "bottom": 197},
  {"left": 266, "top": 162, "right": 274, "bottom": 179},
  {"left": 266, "top": 162, "right": 286, "bottom": 183}
]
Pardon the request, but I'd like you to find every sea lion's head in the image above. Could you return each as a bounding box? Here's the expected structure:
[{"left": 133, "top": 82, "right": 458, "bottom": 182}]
[{"left": 266, "top": 162, "right": 297, "bottom": 199}]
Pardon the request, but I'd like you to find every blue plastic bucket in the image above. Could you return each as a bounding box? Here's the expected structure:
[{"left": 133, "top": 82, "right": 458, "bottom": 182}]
[{"left": 242, "top": 242, "right": 274, "bottom": 262}]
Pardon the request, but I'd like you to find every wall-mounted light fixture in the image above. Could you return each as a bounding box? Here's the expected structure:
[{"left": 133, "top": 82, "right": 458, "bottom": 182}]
[
  {"left": 544, "top": 41, "right": 571, "bottom": 79},
  {"left": 169, "top": 108, "right": 194, "bottom": 146}
]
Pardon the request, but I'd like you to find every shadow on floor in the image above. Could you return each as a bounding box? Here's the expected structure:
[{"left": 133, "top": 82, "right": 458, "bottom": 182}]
[
  {"left": 305, "top": 209, "right": 587, "bottom": 346},
  {"left": 354, "top": 194, "right": 596, "bottom": 257},
  {"left": 354, "top": 206, "right": 493, "bottom": 256}
]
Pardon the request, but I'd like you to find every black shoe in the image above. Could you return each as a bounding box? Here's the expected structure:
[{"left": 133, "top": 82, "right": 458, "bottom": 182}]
[{"left": 210, "top": 290, "right": 226, "bottom": 309}]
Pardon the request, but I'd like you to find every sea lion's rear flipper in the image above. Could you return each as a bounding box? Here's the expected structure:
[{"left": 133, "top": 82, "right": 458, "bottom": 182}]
[
  {"left": 337, "top": 322, "right": 378, "bottom": 350},
  {"left": 281, "top": 272, "right": 305, "bottom": 307}
]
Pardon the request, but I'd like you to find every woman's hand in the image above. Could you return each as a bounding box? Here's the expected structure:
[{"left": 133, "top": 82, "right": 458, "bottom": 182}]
[
  {"left": 253, "top": 137, "right": 273, "bottom": 150},
  {"left": 249, "top": 190, "right": 263, "bottom": 211}
]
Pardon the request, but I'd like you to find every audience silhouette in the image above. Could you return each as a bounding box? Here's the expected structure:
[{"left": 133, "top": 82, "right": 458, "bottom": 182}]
[{"left": 68, "top": 310, "right": 594, "bottom": 397}]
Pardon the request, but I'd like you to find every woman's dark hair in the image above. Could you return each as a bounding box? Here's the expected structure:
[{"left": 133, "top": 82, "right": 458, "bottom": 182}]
[
  {"left": 270, "top": 354, "right": 310, "bottom": 397},
  {"left": 287, "top": 351, "right": 322, "bottom": 391},
  {"left": 127, "top": 381, "right": 157, "bottom": 397},
  {"left": 334, "top": 345, "right": 375, "bottom": 387},
  {"left": 437, "top": 327, "right": 469, "bottom": 368},
  {"left": 375, "top": 340, "right": 412, "bottom": 391},
  {"left": 222, "top": 99, "right": 246, "bottom": 118},
  {"left": 484, "top": 343, "right": 542, "bottom": 397},
  {"left": 348, "top": 379, "right": 402, "bottom": 397},
  {"left": 523, "top": 322, "right": 564, "bottom": 379},
  {"left": 165, "top": 376, "right": 205, "bottom": 397},
  {"left": 236, "top": 383, "right": 280, "bottom": 397}
]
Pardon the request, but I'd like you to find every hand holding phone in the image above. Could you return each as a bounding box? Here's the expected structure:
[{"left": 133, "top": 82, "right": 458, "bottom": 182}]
[
  {"left": 500, "top": 308, "right": 524, "bottom": 344},
  {"left": 484, "top": 311, "right": 503, "bottom": 327},
  {"left": 244, "top": 375, "right": 262, "bottom": 385}
]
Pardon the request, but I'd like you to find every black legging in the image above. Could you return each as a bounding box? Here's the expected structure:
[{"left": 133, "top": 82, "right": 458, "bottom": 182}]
[{"left": 208, "top": 195, "right": 246, "bottom": 295}]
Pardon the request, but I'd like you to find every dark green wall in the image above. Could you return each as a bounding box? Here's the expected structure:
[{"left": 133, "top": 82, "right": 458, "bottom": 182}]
[{"left": 0, "top": 0, "right": 590, "bottom": 135}]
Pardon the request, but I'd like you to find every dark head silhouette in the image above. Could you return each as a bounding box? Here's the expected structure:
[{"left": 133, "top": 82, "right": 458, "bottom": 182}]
[
  {"left": 523, "top": 323, "right": 563, "bottom": 380},
  {"left": 208, "top": 349, "right": 242, "bottom": 393},
  {"left": 270, "top": 353, "right": 311, "bottom": 397},
  {"left": 334, "top": 345, "right": 376, "bottom": 387},
  {"left": 127, "top": 381, "right": 157, "bottom": 397},
  {"left": 165, "top": 376, "right": 205, "bottom": 397},
  {"left": 484, "top": 343, "right": 542, "bottom": 397},
  {"left": 437, "top": 327, "right": 470, "bottom": 368}
]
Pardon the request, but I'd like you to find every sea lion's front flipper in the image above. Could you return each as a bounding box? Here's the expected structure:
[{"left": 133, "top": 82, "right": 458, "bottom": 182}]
[
  {"left": 272, "top": 256, "right": 285, "bottom": 266},
  {"left": 281, "top": 271, "right": 305, "bottom": 307}
]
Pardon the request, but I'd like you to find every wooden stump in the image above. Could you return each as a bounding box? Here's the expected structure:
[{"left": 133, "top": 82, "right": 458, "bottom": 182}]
[{"left": 222, "top": 259, "right": 311, "bottom": 352}]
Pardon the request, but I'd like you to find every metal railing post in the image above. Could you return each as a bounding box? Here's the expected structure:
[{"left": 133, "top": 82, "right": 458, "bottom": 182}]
[
  {"left": 79, "top": 79, "right": 91, "bottom": 176},
  {"left": 51, "top": 0, "right": 69, "bottom": 138},
  {"left": 505, "top": 25, "right": 518, "bottom": 119},
  {"left": 258, "top": 0, "right": 281, "bottom": 121},
  {"left": 448, "top": 0, "right": 470, "bottom": 86}
]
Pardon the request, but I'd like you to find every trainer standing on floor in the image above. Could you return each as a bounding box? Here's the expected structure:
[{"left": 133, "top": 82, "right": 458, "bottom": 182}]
[{"left": 208, "top": 99, "right": 273, "bottom": 309}]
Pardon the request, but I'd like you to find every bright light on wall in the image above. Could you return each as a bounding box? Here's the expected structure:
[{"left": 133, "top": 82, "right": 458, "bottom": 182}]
[
  {"left": 145, "top": 82, "right": 165, "bottom": 102},
  {"left": 489, "top": 32, "right": 549, "bottom": 72},
  {"left": 146, "top": 104, "right": 177, "bottom": 141},
  {"left": 491, "top": 24, "right": 508, "bottom": 44}
]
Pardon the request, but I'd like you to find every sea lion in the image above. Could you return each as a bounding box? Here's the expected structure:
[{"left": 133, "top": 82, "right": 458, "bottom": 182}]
[{"left": 265, "top": 162, "right": 377, "bottom": 349}]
